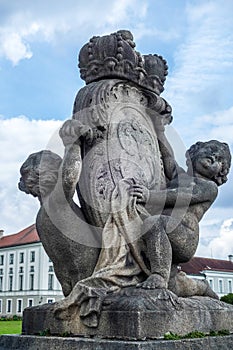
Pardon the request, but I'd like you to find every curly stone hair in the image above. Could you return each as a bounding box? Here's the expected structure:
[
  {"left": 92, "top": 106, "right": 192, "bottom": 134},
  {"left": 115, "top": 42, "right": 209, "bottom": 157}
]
[
  {"left": 185, "top": 140, "right": 231, "bottom": 186},
  {"left": 19, "top": 150, "right": 62, "bottom": 198}
]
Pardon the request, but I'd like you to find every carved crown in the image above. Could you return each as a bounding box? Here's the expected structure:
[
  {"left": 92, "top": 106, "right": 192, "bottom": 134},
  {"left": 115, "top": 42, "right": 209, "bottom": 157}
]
[{"left": 78, "top": 30, "right": 168, "bottom": 95}]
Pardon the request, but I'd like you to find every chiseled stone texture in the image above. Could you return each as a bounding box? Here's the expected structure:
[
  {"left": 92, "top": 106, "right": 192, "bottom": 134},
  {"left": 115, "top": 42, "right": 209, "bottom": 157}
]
[
  {"left": 22, "top": 291, "right": 233, "bottom": 340},
  {"left": 0, "top": 334, "right": 233, "bottom": 350}
]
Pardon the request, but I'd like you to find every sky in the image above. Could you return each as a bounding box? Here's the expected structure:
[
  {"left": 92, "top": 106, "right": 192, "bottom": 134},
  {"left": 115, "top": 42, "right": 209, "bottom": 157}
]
[{"left": 0, "top": 0, "right": 233, "bottom": 260}]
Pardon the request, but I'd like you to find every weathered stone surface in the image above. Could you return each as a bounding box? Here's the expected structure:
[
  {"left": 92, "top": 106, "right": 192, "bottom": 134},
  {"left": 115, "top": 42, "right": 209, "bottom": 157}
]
[
  {"left": 1, "top": 334, "right": 233, "bottom": 350},
  {"left": 22, "top": 290, "right": 233, "bottom": 340}
]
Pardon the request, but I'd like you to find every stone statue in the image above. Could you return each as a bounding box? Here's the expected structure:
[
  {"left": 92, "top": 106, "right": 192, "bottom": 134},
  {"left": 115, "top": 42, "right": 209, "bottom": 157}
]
[{"left": 19, "top": 30, "right": 233, "bottom": 339}]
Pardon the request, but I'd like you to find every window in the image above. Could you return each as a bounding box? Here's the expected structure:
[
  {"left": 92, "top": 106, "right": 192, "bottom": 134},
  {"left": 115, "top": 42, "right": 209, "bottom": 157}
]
[
  {"left": 219, "top": 279, "right": 223, "bottom": 293},
  {"left": 0, "top": 255, "right": 4, "bottom": 265},
  {"left": 17, "top": 300, "right": 22, "bottom": 313},
  {"left": 19, "top": 275, "right": 23, "bottom": 291},
  {"left": 30, "top": 251, "right": 35, "bottom": 263},
  {"left": 0, "top": 299, "right": 2, "bottom": 313},
  {"left": 0, "top": 277, "right": 2, "bottom": 291},
  {"left": 19, "top": 267, "right": 23, "bottom": 273},
  {"left": 9, "top": 253, "right": 14, "bottom": 265},
  {"left": 9, "top": 275, "right": 13, "bottom": 291},
  {"left": 28, "top": 299, "right": 33, "bottom": 307},
  {"left": 29, "top": 274, "right": 34, "bottom": 290},
  {"left": 9, "top": 268, "right": 13, "bottom": 274},
  {"left": 7, "top": 300, "right": 12, "bottom": 313},
  {"left": 48, "top": 266, "right": 54, "bottom": 272},
  {"left": 0, "top": 268, "right": 3, "bottom": 275},
  {"left": 48, "top": 274, "right": 54, "bottom": 290},
  {"left": 19, "top": 252, "right": 24, "bottom": 264},
  {"left": 209, "top": 279, "right": 213, "bottom": 289},
  {"left": 228, "top": 280, "right": 232, "bottom": 293},
  {"left": 47, "top": 299, "right": 54, "bottom": 304},
  {"left": 30, "top": 266, "right": 34, "bottom": 272}
]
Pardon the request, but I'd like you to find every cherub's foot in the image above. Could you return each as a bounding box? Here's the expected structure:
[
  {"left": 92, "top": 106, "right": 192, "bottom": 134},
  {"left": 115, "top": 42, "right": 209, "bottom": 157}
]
[
  {"left": 169, "top": 271, "right": 219, "bottom": 299},
  {"left": 137, "top": 274, "right": 167, "bottom": 289}
]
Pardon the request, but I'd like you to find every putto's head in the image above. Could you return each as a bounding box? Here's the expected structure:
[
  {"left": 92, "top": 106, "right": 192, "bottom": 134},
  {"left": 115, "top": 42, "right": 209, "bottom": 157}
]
[
  {"left": 186, "top": 140, "right": 231, "bottom": 186},
  {"left": 18, "top": 150, "right": 62, "bottom": 199}
]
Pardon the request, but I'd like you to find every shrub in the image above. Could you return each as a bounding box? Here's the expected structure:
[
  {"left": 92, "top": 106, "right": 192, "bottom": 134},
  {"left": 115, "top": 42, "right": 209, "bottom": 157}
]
[
  {"left": 182, "top": 331, "right": 205, "bottom": 339},
  {"left": 220, "top": 293, "right": 233, "bottom": 305},
  {"left": 0, "top": 315, "right": 22, "bottom": 321}
]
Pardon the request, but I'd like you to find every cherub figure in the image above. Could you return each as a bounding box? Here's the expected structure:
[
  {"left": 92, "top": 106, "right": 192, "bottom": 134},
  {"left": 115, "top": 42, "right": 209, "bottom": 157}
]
[
  {"left": 19, "top": 120, "right": 100, "bottom": 297},
  {"left": 130, "top": 138, "right": 231, "bottom": 298}
]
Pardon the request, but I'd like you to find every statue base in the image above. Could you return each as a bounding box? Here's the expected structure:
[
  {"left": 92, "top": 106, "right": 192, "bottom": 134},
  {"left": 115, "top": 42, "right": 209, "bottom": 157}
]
[
  {"left": 22, "top": 289, "right": 233, "bottom": 340},
  {"left": 1, "top": 334, "right": 233, "bottom": 350}
]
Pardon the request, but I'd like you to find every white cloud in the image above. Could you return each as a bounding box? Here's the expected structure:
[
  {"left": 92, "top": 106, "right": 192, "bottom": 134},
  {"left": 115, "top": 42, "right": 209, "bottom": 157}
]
[
  {"left": 0, "top": 32, "right": 32, "bottom": 65},
  {"left": 106, "top": 0, "right": 147, "bottom": 25},
  {"left": 197, "top": 217, "right": 233, "bottom": 259},
  {"left": 190, "top": 106, "right": 233, "bottom": 151},
  {"left": 0, "top": 0, "right": 149, "bottom": 65},
  {"left": 164, "top": 0, "right": 233, "bottom": 135},
  {"left": 0, "top": 116, "right": 63, "bottom": 234}
]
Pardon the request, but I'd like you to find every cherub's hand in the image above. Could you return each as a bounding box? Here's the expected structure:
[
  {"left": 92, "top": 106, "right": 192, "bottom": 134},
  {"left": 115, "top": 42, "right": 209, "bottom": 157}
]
[
  {"left": 129, "top": 184, "right": 150, "bottom": 204},
  {"left": 59, "top": 120, "right": 91, "bottom": 147}
]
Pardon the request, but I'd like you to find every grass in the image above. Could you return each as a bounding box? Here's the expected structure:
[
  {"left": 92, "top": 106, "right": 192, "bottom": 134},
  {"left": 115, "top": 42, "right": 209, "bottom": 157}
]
[
  {"left": 164, "top": 329, "right": 230, "bottom": 340},
  {"left": 0, "top": 320, "right": 22, "bottom": 335}
]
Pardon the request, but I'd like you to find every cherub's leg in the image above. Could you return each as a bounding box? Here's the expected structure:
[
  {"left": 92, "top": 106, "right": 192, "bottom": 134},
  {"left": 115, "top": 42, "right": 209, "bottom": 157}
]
[
  {"left": 168, "top": 270, "right": 219, "bottom": 299},
  {"left": 167, "top": 222, "right": 199, "bottom": 264},
  {"left": 139, "top": 215, "right": 172, "bottom": 289}
]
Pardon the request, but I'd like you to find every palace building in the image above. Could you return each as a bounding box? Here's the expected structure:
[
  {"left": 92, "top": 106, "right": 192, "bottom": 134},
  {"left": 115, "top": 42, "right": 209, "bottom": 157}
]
[
  {"left": 180, "top": 255, "right": 233, "bottom": 298},
  {"left": 0, "top": 225, "right": 63, "bottom": 317}
]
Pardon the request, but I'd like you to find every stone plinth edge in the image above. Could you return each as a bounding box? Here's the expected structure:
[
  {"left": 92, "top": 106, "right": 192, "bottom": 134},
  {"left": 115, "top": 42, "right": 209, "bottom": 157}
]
[{"left": 1, "top": 334, "right": 233, "bottom": 350}]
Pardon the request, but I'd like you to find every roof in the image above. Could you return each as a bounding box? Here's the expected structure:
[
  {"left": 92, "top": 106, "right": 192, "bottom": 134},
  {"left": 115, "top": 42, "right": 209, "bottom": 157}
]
[
  {"left": 180, "top": 256, "right": 233, "bottom": 275},
  {"left": 0, "top": 224, "right": 40, "bottom": 249}
]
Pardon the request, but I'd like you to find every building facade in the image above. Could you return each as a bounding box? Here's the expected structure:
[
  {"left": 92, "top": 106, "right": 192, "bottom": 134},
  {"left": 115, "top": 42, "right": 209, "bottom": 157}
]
[
  {"left": 0, "top": 224, "right": 63, "bottom": 316},
  {"left": 180, "top": 256, "right": 233, "bottom": 298}
]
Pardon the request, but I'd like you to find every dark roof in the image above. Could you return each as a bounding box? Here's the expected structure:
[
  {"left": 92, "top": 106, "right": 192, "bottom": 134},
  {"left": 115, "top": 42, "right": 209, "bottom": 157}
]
[
  {"left": 180, "top": 256, "right": 233, "bottom": 275},
  {"left": 0, "top": 224, "right": 40, "bottom": 249}
]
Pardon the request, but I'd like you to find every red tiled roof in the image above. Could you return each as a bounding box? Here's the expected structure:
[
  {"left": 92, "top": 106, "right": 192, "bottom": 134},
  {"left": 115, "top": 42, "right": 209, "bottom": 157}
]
[
  {"left": 0, "top": 224, "right": 40, "bottom": 248},
  {"left": 180, "top": 257, "right": 233, "bottom": 275}
]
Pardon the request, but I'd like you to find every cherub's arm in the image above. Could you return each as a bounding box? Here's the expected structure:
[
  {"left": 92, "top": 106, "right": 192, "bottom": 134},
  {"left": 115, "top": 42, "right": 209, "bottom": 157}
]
[
  {"left": 130, "top": 180, "right": 218, "bottom": 215},
  {"left": 150, "top": 106, "right": 184, "bottom": 181},
  {"left": 52, "top": 120, "right": 88, "bottom": 204}
]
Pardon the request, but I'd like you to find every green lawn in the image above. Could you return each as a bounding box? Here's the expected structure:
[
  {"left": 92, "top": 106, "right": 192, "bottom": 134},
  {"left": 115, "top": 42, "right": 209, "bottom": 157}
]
[{"left": 0, "top": 321, "right": 22, "bottom": 335}]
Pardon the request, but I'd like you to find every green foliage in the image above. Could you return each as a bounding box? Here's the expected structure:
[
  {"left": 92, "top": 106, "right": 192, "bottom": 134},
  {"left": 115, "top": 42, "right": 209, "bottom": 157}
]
[
  {"left": 0, "top": 315, "right": 22, "bottom": 321},
  {"left": 61, "top": 331, "right": 71, "bottom": 337},
  {"left": 209, "top": 329, "right": 230, "bottom": 337},
  {"left": 182, "top": 331, "right": 205, "bottom": 339},
  {"left": 0, "top": 316, "right": 7, "bottom": 321},
  {"left": 217, "top": 329, "right": 230, "bottom": 336},
  {"left": 0, "top": 320, "right": 22, "bottom": 335},
  {"left": 164, "top": 332, "right": 181, "bottom": 340},
  {"left": 220, "top": 293, "right": 233, "bottom": 305},
  {"left": 164, "top": 331, "right": 205, "bottom": 340},
  {"left": 209, "top": 330, "right": 218, "bottom": 336},
  {"left": 164, "top": 329, "right": 231, "bottom": 340},
  {"left": 39, "top": 329, "right": 51, "bottom": 336}
]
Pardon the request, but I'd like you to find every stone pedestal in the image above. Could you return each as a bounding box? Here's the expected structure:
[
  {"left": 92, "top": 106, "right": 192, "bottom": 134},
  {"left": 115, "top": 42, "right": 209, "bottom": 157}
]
[{"left": 22, "top": 289, "right": 233, "bottom": 340}]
